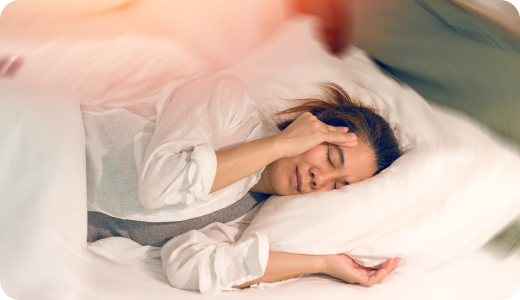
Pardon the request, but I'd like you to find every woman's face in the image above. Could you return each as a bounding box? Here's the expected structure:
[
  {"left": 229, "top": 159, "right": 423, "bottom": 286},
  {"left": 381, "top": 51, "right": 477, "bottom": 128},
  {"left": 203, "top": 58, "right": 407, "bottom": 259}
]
[{"left": 261, "top": 140, "right": 377, "bottom": 196}]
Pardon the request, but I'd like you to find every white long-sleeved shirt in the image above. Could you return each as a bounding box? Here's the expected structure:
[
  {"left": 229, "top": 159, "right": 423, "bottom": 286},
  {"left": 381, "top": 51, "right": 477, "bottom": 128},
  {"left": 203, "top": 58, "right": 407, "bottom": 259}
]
[
  {"left": 85, "top": 74, "right": 278, "bottom": 222},
  {"left": 137, "top": 74, "right": 278, "bottom": 222},
  {"left": 160, "top": 204, "right": 271, "bottom": 295}
]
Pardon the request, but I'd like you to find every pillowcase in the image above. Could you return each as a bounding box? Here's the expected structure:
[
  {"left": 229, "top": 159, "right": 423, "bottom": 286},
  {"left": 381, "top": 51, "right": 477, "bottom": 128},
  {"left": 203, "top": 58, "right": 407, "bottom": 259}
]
[{"left": 226, "top": 17, "right": 520, "bottom": 274}]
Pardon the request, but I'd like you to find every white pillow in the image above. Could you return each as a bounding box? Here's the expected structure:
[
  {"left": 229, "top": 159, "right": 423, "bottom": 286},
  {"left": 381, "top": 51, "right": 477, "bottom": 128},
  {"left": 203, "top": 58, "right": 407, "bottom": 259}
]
[
  {"left": 227, "top": 17, "right": 520, "bottom": 273},
  {"left": 0, "top": 81, "right": 88, "bottom": 298},
  {"left": 7, "top": 34, "right": 218, "bottom": 108}
]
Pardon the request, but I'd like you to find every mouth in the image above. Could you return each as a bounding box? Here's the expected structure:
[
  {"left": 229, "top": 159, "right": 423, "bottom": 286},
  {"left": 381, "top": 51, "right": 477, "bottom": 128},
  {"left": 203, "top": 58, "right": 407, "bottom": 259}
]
[{"left": 294, "top": 167, "right": 301, "bottom": 192}]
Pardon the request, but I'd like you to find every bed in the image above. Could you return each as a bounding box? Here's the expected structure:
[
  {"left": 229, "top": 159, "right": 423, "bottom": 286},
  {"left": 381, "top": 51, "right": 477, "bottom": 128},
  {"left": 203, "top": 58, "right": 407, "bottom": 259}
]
[{"left": 2, "top": 1, "right": 520, "bottom": 299}]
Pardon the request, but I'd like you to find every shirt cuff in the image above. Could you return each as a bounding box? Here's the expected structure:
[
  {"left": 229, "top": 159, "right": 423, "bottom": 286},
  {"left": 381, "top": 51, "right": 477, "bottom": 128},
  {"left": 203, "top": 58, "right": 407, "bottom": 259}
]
[
  {"left": 221, "top": 230, "right": 269, "bottom": 292},
  {"left": 187, "top": 143, "right": 217, "bottom": 201}
]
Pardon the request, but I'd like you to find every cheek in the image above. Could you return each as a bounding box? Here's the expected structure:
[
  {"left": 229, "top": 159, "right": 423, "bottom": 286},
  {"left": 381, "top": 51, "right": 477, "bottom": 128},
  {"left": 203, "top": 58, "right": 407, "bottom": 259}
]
[
  {"left": 269, "top": 158, "right": 290, "bottom": 184},
  {"left": 300, "top": 146, "right": 326, "bottom": 165}
]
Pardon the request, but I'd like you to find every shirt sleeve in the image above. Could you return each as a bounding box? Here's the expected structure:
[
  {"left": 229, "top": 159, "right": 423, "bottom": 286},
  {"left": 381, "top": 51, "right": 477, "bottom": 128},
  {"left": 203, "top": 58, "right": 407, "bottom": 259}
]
[
  {"left": 160, "top": 222, "right": 269, "bottom": 295},
  {"left": 138, "top": 74, "right": 257, "bottom": 209}
]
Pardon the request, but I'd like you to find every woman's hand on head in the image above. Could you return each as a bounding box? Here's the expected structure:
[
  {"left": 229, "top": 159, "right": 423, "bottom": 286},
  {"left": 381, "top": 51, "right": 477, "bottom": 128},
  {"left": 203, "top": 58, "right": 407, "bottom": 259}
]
[
  {"left": 275, "top": 112, "right": 357, "bottom": 158},
  {"left": 319, "top": 254, "right": 400, "bottom": 287}
]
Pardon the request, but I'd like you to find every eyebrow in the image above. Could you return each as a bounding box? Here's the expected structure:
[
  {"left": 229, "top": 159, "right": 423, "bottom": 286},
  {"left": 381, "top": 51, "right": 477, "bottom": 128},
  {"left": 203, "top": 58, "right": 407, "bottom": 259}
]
[{"left": 333, "top": 144, "right": 345, "bottom": 167}]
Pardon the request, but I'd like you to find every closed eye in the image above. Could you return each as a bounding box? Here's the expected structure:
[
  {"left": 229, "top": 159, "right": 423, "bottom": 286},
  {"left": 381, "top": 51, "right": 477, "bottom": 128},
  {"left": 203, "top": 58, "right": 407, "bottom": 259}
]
[
  {"left": 327, "top": 146, "right": 333, "bottom": 166},
  {"left": 327, "top": 146, "right": 337, "bottom": 189}
]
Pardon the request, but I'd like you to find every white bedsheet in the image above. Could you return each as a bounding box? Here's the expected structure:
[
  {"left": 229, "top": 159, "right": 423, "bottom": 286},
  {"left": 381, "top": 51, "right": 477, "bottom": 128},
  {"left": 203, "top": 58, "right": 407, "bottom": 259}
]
[{"left": 53, "top": 236, "right": 520, "bottom": 300}]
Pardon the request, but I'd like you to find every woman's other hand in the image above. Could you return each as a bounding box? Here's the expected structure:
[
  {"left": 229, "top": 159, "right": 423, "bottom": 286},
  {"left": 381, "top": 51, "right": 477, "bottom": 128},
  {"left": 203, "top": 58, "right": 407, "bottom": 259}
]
[
  {"left": 274, "top": 112, "right": 357, "bottom": 158},
  {"left": 320, "top": 254, "right": 401, "bottom": 287}
]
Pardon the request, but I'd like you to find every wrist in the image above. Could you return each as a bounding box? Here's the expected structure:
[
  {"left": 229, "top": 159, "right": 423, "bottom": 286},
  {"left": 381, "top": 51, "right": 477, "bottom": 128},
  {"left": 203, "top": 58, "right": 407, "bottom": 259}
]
[
  {"left": 315, "top": 255, "right": 328, "bottom": 274},
  {"left": 267, "top": 134, "right": 288, "bottom": 159}
]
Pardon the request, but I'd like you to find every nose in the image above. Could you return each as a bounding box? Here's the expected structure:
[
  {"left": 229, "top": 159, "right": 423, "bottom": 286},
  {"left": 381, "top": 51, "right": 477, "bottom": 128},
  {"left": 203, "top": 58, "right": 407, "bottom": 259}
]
[{"left": 309, "top": 167, "right": 333, "bottom": 190}]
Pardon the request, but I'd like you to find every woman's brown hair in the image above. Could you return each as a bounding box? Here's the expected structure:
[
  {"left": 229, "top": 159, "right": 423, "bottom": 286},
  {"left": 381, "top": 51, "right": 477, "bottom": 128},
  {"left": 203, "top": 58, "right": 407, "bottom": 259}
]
[{"left": 276, "top": 83, "right": 401, "bottom": 176}]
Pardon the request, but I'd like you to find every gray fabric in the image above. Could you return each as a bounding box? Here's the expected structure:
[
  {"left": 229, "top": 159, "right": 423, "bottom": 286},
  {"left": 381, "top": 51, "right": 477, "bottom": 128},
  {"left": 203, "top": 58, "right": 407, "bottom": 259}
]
[
  {"left": 485, "top": 219, "right": 520, "bottom": 260},
  {"left": 87, "top": 192, "right": 269, "bottom": 247}
]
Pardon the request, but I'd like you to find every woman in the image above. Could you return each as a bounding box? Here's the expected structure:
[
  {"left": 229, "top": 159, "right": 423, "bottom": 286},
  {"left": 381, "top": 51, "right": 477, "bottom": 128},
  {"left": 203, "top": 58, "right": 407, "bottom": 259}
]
[
  {"left": 137, "top": 74, "right": 400, "bottom": 216},
  {"left": 87, "top": 73, "right": 401, "bottom": 294}
]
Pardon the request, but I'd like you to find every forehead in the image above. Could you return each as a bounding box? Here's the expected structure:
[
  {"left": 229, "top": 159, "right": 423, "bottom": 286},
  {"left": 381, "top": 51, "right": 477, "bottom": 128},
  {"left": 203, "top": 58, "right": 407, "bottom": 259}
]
[{"left": 340, "top": 141, "right": 377, "bottom": 184}]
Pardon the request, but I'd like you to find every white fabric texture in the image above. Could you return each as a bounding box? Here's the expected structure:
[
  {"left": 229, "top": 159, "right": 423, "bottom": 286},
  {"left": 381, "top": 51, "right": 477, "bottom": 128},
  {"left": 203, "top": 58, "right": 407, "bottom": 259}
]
[
  {"left": 82, "top": 103, "right": 159, "bottom": 219},
  {"left": 160, "top": 223, "right": 269, "bottom": 296},
  {"left": 83, "top": 74, "right": 276, "bottom": 222},
  {"left": 136, "top": 74, "right": 275, "bottom": 221},
  {"left": 224, "top": 17, "right": 520, "bottom": 274}
]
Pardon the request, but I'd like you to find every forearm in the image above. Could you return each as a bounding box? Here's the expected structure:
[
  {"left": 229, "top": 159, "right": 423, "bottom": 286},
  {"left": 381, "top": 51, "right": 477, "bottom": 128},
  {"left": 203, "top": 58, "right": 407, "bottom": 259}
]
[
  {"left": 232, "top": 251, "right": 323, "bottom": 289},
  {"left": 210, "top": 135, "right": 284, "bottom": 194}
]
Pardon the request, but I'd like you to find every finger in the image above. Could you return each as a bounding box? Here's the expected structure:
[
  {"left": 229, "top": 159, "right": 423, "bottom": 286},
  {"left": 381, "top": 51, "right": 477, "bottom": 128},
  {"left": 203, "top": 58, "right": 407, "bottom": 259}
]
[
  {"left": 384, "top": 257, "right": 400, "bottom": 273},
  {"left": 334, "top": 141, "right": 357, "bottom": 148},
  {"left": 327, "top": 125, "right": 350, "bottom": 134},
  {"left": 366, "top": 269, "right": 388, "bottom": 287},
  {"left": 382, "top": 258, "right": 396, "bottom": 272},
  {"left": 365, "top": 258, "right": 394, "bottom": 287},
  {"left": 391, "top": 257, "right": 401, "bottom": 272},
  {"left": 327, "top": 132, "right": 357, "bottom": 144},
  {"left": 332, "top": 137, "right": 357, "bottom": 148}
]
